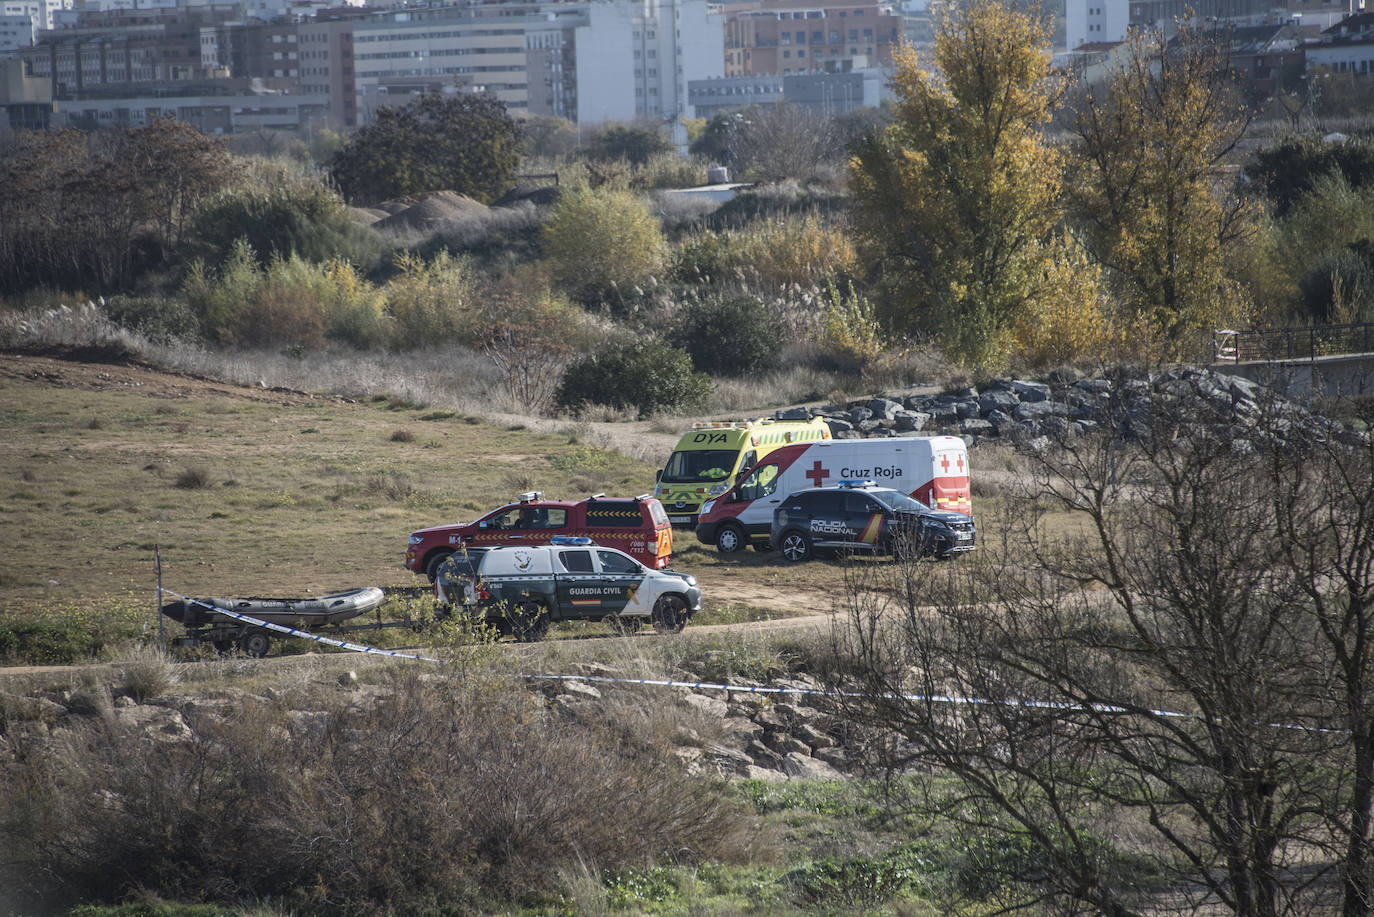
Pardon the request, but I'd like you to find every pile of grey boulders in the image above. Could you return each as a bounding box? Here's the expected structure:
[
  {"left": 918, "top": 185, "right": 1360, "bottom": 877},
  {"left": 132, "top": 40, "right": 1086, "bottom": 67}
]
[
  {"left": 542, "top": 667, "right": 861, "bottom": 782},
  {"left": 2, "top": 669, "right": 865, "bottom": 785},
  {"left": 773, "top": 367, "right": 1352, "bottom": 452}
]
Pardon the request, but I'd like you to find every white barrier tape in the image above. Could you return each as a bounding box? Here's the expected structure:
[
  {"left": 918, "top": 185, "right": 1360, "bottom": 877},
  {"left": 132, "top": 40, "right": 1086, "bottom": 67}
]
[
  {"left": 163, "top": 590, "right": 439, "bottom": 662},
  {"left": 161, "top": 589, "right": 1340, "bottom": 734}
]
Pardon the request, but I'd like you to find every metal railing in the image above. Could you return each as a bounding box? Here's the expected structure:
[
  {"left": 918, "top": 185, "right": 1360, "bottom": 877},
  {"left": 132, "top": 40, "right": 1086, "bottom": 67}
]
[{"left": 1212, "top": 322, "right": 1374, "bottom": 363}]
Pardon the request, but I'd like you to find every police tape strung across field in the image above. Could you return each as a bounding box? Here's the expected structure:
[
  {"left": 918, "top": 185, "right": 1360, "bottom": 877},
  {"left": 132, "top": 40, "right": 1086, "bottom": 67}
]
[{"left": 161, "top": 589, "right": 1342, "bottom": 735}]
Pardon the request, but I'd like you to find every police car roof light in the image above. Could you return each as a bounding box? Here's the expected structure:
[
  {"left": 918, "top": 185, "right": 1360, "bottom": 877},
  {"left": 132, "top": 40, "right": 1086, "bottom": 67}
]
[
  {"left": 836, "top": 479, "right": 877, "bottom": 489},
  {"left": 518, "top": 491, "right": 543, "bottom": 503},
  {"left": 550, "top": 535, "right": 594, "bottom": 545}
]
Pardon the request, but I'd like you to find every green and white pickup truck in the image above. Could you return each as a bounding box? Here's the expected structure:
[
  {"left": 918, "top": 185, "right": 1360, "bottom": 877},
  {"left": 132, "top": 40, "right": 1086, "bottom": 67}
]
[{"left": 439, "top": 536, "right": 701, "bottom": 641}]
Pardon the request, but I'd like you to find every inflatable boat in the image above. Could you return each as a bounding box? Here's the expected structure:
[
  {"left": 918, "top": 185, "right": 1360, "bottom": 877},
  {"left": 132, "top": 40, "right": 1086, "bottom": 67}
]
[{"left": 161, "top": 587, "right": 387, "bottom": 630}]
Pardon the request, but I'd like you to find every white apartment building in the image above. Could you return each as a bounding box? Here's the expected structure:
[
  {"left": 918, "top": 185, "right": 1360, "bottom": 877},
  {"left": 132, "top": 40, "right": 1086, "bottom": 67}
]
[
  {"left": 3, "top": 0, "right": 69, "bottom": 32},
  {"left": 0, "top": 12, "right": 34, "bottom": 50},
  {"left": 1065, "top": 0, "right": 1128, "bottom": 50},
  {"left": 350, "top": 0, "right": 723, "bottom": 127},
  {"left": 351, "top": 2, "right": 558, "bottom": 119},
  {"left": 573, "top": 0, "right": 724, "bottom": 123}
]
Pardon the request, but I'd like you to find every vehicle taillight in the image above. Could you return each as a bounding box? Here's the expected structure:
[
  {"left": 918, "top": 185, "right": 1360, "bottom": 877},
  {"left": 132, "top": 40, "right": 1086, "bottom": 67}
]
[{"left": 478, "top": 586, "right": 491, "bottom": 601}]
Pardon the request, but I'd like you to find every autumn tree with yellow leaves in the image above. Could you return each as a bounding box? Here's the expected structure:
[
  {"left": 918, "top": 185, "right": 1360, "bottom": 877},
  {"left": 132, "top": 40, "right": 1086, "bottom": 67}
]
[
  {"left": 850, "top": 0, "right": 1097, "bottom": 366},
  {"left": 1067, "top": 21, "right": 1255, "bottom": 358}
]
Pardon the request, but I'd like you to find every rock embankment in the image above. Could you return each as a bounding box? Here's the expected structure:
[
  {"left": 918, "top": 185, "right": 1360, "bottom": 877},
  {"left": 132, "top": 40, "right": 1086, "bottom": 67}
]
[
  {"left": 775, "top": 366, "right": 1355, "bottom": 452},
  {"left": 2, "top": 667, "right": 865, "bottom": 783},
  {"left": 539, "top": 666, "right": 860, "bottom": 782}
]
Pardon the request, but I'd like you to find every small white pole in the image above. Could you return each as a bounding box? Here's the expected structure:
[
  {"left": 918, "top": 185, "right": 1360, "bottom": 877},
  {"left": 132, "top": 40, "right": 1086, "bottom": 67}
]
[{"left": 155, "top": 545, "right": 164, "bottom": 651}]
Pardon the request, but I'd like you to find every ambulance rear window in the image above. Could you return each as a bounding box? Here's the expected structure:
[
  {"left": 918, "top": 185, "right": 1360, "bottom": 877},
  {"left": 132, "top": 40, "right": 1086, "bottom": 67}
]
[{"left": 586, "top": 500, "right": 644, "bottom": 527}]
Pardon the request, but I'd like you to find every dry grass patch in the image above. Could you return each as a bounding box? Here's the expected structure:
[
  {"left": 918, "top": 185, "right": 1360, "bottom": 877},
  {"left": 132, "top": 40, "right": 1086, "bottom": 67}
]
[
  {"left": 0, "top": 666, "right": 758, "bottom": 914},
  {"left": 173, "top": 466, "right": 213, "bottom": 489}
]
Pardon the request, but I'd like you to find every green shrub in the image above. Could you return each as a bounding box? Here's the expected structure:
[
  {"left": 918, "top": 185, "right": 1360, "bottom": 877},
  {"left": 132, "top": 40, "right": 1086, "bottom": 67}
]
[
  {"left": 180, "top": 245, "right": 386, "bottom": 349},
  {"left": 670, "top": 292, "right": 784, "bottom": 376},
  {"left": 541, "top": 185, "right": 668, "bottom": 311},
  {"left": 556, "top": 337, "right": 710, "bottom": 418},
  {"left": 382, "top": 250, "right": 477, "bottom": 350},
  {"left": 103, "top": 295, "right": 202, "bottom": 343},
  {"left": 635, "top": 152, "right": 709, "bottom": 190},
  {"left": 674, "top": 215, "right": 856, "bottom": 290},
  {"left": 790, "top": 855, "right": 913, "bottom": 908},
  {"left": 185, "top": 158, "right": 379, "bottom": 268},
  {"left": 817, "top": 279, "right": 885, "bottom": 372},
  {"left": 586, "top": 124, "right": 673, "bottom": 165}
]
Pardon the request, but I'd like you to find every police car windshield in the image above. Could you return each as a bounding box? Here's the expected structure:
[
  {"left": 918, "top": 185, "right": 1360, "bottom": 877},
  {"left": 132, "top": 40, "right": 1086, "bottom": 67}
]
[
  {"left": 868, "top": 490, "right": 929, "bottom": 512},
  {"left": 660, "top": 449, "right": 737, "bottom": 483}
]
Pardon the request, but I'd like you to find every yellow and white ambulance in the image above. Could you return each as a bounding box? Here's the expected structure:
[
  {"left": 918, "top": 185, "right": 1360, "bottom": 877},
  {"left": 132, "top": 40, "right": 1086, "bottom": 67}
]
[{"left": 654, "top": 416, "right": 832, "bottom": 526}]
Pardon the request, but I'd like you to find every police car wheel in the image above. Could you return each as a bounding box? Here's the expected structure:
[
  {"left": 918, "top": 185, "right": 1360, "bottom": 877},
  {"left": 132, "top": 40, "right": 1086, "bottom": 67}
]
[
  {"left": 211, "top": 639, "right": 235, "bottom": 655},
  {"left": 779, "top": 530, "right": 813, "bottom": 563},
  {"left": 715, "top": 524, "right": 746, "bottom": 554},
  {"left": 425, "top": 550, "right": 454, "bottom": 583},
  {"left": 511, "top": 599, "right": 550, "bottom": 642},
  {"left": 652, "top": 595, "right": 688, "bottom": 634},
  {"left": 238, "top": 629, "right": 271, "bottom": 658}
]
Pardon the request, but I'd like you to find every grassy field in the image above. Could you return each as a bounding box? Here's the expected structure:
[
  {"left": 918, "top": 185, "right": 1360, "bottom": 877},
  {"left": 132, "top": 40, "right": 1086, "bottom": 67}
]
[{"left": 0, "top": 356, "right": 879, "bottom": 661}]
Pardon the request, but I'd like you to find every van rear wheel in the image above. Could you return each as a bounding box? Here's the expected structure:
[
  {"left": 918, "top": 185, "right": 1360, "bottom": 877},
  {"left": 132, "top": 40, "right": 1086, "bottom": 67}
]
[{"left": 715, "top": 523, "right": 746, "bottom": 554}]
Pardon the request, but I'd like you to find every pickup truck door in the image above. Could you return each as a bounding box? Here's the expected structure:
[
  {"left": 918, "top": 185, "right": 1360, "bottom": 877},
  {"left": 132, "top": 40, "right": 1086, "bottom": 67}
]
[
  {"left": 595, "top": 548, "right": 652, "bottom": 616},
  {"left": 554, "top": 548, "right": 609, "bottom": 617}
]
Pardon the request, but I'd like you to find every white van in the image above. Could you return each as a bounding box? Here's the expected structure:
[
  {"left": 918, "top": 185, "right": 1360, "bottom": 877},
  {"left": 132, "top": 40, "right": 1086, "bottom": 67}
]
[{"left": 694, "top": 436, "right": 971, "bottom": 553}]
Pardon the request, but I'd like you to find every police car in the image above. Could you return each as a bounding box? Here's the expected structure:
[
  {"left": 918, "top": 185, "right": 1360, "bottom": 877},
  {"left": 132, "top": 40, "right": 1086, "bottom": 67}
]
[
  {"left": 769, "top": 479, "right": 975, "bottom": 563},
  {"left": 438, "top": 536, "right": 702, "bottom": 641}
]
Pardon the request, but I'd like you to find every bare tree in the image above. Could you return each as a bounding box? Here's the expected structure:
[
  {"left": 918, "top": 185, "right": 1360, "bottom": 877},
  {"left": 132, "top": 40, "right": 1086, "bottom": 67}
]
[
  {"left": 729, "top": 103, "right": 841, "bottom": 182},
  {"left": 828, "top": 372, "right": 1374, "bottom": 916}
]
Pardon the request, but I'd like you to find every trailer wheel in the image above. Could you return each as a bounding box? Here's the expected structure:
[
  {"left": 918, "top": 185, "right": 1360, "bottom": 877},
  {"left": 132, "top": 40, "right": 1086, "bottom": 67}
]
[
  {"left": 652, "top": 595, "right": 688, "bottom": 634},
  {"left": 511, "top": 599, "right": 550, "bottom": 643},
  {"left": 239, "top": 630, "right": 272, "bottom": 658}
]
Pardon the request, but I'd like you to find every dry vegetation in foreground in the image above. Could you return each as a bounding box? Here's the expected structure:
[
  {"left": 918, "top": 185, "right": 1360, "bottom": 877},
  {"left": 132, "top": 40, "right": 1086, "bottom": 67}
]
[{"left": 0, "top": 663, "right": 760, "bottom": 915}]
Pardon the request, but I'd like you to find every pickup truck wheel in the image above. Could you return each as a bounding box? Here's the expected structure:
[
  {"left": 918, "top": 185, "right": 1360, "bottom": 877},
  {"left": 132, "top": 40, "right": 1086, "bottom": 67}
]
[
  {"left": 424, "top": 550, "right": 454, "bottom": 583},
  {"left": 238, "top": 629, "right": 272, "bottom": 658},
  {"left": 779, "top": 530, "right": 813, "bottom": 563},
  {"left": 715, "top": 523, "right": 746, "bottom": 554},
  {"left": 608, "top": 615, "right": 642, "bottom": 635},
  {"left": 652, "top": 595, "right": 688, "bottom": 634},
  {"left": 511, "top": 598, "right": 550, "bottom": 642}
]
